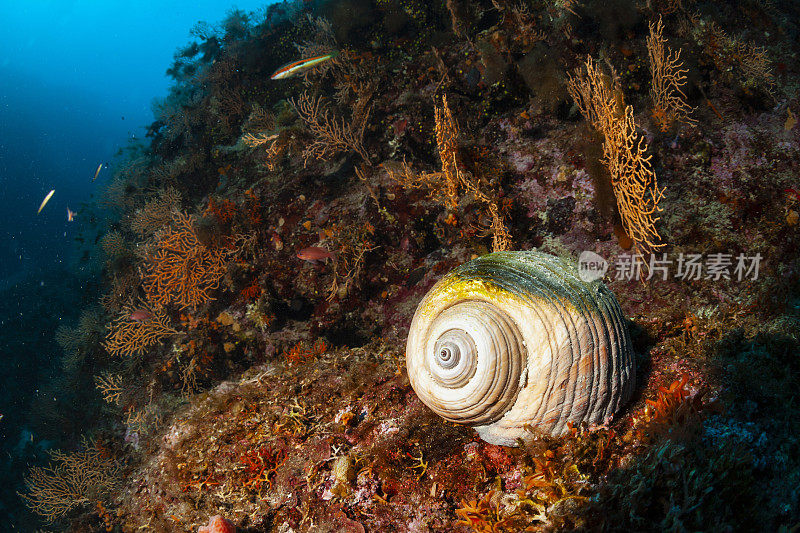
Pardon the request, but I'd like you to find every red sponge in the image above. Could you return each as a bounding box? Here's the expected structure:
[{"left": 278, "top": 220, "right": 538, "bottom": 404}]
[{"left": 198, "top": 515, "right": 236, "bottom": 533}]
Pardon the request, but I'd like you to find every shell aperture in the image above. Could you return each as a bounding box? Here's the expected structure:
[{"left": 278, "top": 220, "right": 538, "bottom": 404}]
[{"left": 405, "top": 251, "right": 635, "bottom": 446}]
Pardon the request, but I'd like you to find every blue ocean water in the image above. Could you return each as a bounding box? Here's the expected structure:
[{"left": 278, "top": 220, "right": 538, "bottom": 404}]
[{"left": 0, "top": 1, "right": 272, "bottom": 526}]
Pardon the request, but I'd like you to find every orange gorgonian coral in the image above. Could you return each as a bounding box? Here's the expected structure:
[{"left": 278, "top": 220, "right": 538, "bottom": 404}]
[
  {"left": 142, "top": 211, "right": 235, "bottom": 310},
  {"left": 20, "top": 441, "right": 121, "bottom": 522},
  {"left": 385, "top": 95, "right": 512, "bottom": 251},
  {"left": 103, "top": 301, "right": 178, "bottom": 357},
  {"left": 567, "top": 57, "right": 665, "bottom": 256},
  {"left": 647, "top": 16, "right": 696, "bottom": 132},
  {"left": 386, "top": 94, "right": 461, "bottom": 209}
]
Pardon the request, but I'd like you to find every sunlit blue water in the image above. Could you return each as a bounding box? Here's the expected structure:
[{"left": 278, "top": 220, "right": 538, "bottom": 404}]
[{"left": 0, "top": 1, "right": 273, "bottom": 526}]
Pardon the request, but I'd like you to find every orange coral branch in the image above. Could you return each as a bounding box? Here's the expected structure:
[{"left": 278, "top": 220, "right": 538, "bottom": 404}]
[
  {"left": 385, "top": 95, "right": 511, "bottom": 251},
  {"left": 435, "top": 95, "right": 461, "bottom": 208},
  {"left": 647, "top": 16, "right": 696, "bottom": 132},
  {"left": 567, "top": 57, "right": 665, "bottom": 256},
  {"left": 20, "top": 441, "right": 121, "bottom": 522},
  {"left": 103, "top": 301, "right": 178, "bottom": 357},
  {"left": 142, "top": 211, "right": 235, "bottom": 310}
]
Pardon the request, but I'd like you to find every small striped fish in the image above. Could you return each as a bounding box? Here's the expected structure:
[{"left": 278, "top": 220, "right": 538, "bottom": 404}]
[{"left": 270, "top": 51, "right": 339, "bottom": 80}]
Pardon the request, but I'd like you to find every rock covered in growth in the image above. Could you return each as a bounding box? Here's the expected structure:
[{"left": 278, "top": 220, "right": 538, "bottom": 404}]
[{"left": 27, "top": 0, "right": 800, "bottom": 531}]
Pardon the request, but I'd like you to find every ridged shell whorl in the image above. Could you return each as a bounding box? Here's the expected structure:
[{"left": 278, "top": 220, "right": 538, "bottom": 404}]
[{"left": 406, "top": 251, "right": 634, "bottom": 446}]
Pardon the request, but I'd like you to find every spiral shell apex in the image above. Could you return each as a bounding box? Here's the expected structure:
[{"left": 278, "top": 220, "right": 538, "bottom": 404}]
[{"left": 406, "top": 251, "right": 635, "bottom": 446}]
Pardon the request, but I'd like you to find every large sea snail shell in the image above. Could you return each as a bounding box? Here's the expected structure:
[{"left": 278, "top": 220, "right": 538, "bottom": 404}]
[{"left": 406, "top": 251, "right": 635, "bottom": 446}]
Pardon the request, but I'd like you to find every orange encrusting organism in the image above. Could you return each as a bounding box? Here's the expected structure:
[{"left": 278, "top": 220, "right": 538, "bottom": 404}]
[
  {"left": 241, "top": 279, "right": 262, "bottom": 300},
  {"left": 282, "top": 340, "right": 328, "bottom": 365},
  {"left": 205, "top": 197, "right": 237, "bottom": 224}
]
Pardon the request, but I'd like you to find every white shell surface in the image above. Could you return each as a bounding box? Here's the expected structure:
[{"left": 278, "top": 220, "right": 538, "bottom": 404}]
[{"left": 405, "top": 251, "right": 635, "bottom": 446}]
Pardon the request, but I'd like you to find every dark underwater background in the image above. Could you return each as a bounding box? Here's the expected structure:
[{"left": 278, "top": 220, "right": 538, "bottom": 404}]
[{"left": 0, "top": 2, "right": 268, "bottom": 528}]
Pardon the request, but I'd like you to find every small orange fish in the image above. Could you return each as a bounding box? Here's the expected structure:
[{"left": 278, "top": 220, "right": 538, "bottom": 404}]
[
  {"left": 67, "top": 207, "right": 76, "bottom": 222},
  {"left": 129, "top": 309, "right": 153, "bottom": 322},
  {"left": 297, "top": 246, "right": 335, "bottom": 264}
]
